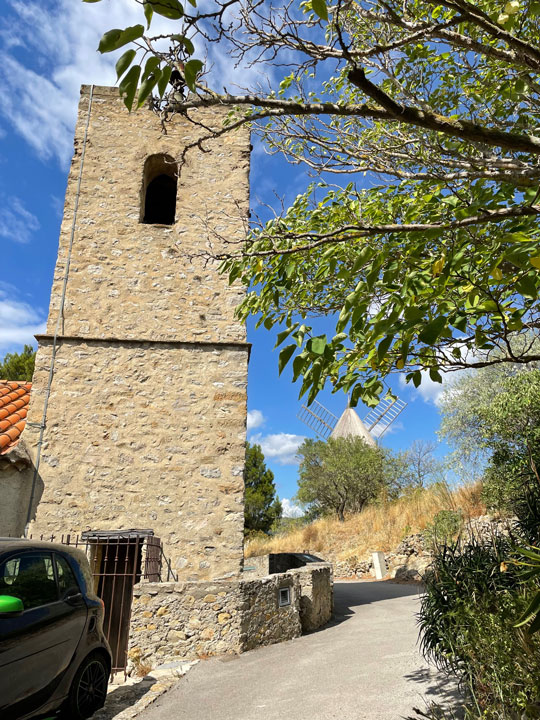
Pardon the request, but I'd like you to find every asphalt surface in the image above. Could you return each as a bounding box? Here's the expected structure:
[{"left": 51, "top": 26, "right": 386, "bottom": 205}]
[{"left": 139, "top": 580, "right": 462, "bottom": 720}]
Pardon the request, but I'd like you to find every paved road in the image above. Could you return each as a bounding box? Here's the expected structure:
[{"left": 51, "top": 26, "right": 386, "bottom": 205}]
[{"left": 139, "top": 580, "right": 462, "bottom": 720}]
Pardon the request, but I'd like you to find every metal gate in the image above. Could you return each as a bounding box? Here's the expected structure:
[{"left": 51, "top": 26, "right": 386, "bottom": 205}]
[{"left": 32, "top": 529, "right": 177, "bottom": 673}]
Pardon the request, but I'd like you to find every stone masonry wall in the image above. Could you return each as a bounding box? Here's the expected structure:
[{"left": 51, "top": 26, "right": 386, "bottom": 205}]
[
  {"left": 241, "top": 573, "right": 301, "bottom": 652},
  {"left": 129, "top": 573, "right": 302, "bottom": 670},
  {"left": 46, "top": 85, "right": 249, "bottom": 344},
  {"left": 244, "top": 556, "right": 333, "bottom": 632},
  {"left": 27, "top": 340, "right": 246, "bottom": 579},
  {"left": 27, "top": 86, "right": 250, "bottom": 580},
  {"left": 289, "top": 564, "right": 333, "bottom": 632}
]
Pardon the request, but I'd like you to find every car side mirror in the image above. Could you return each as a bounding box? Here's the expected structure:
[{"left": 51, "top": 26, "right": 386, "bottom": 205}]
[{"left": 0, "top": 595, "right": 24, "bottom": 616}]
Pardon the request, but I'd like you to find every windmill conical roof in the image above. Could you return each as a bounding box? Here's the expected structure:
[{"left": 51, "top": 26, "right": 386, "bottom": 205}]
[{"left": 330, "top": 407, "right": 376, "bottom": 446}]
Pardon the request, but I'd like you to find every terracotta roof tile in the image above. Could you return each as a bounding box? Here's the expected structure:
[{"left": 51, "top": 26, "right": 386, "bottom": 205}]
[{"left": 0, "top": 381, "right": 31, "bottom": 455}]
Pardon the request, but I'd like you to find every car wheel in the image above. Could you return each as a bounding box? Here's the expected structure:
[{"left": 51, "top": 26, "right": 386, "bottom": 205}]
[{"left": 62, "top": 652, "right": 109, "bottom": 720}]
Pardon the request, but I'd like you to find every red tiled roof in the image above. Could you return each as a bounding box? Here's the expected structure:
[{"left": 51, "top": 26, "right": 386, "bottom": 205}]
[{"left": 0, "top": 381, "right": 32, "bottom": 455}]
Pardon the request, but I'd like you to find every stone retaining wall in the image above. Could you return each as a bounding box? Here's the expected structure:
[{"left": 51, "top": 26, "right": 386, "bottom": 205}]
[
  {"left": 289, "top": 564, "right": 333, "bottom": 632},
  {"left": 128, "top": 572, "right": 307, "bottom": 671}
]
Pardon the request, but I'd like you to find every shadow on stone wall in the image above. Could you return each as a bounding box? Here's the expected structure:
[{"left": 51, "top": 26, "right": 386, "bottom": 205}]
[{"left": 0, "top": 442, "right": 44, "bottom": 537}]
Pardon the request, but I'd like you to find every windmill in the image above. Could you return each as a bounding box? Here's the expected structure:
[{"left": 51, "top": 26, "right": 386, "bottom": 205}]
[{"left": 297, "top": 394, "right": 406, "bottom": 446}]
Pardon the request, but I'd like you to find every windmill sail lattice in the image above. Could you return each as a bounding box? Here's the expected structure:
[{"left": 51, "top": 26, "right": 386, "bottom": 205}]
[
  {"left": 363, "top": 396, "right": 407, "bottom": 438},
  {"left": 297, "top": 394, "right": 407, "bottom": 443},
  {"left": 297, "top": 400, "right": 338, "bottom": 440}
]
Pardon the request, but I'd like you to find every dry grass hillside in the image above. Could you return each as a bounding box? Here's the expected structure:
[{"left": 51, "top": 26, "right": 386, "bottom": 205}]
[{"left": 245, "top": 482, "right": 485, "bottom": 563}]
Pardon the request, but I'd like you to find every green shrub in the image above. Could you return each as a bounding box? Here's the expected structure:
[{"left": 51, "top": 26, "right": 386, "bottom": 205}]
[
  {"left": 423, "top": 509, "right": 463, "bottom": 550},
  {"left": 418, "top": 534, "right": 540, "bottom": 718}
]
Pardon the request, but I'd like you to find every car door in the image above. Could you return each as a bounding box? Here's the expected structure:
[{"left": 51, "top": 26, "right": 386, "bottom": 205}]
[{"left": 0, "top": 550, "right": 87, "bottom": 717}]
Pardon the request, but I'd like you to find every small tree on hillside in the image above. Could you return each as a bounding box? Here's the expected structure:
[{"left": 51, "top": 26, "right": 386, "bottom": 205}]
[
  {"left": 399, "top": 440, "right": 443, "bottom": 489},
  {"left": 0, "top": 345, "right": 36, "bottom": 381},
  {"left": 244, "top": 442, "right": 282, "bottom": 534},
  {"left": 296, "top": 436, "right": 392, "bottom": 522},
  {"left": 440, "top": 363, "right": 540, "bottom": 513}
]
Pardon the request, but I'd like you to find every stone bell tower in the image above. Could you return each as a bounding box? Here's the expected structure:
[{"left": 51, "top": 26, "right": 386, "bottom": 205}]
[{"left": 26, "top": 85, "right": 250, "bottom": 580}]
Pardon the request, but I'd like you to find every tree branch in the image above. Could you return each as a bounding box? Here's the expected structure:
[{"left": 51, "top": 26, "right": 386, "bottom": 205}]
[
  {"left": 347, "top": 67, "right": 540, "bottom": 155},
  {"left": 215, "top": 204, "right": 540, "bottom": 259}
]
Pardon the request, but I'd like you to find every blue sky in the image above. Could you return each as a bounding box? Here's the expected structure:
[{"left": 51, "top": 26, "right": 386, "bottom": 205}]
[{"left": 0, "top": 0, "right": 453, "bottom": 516}]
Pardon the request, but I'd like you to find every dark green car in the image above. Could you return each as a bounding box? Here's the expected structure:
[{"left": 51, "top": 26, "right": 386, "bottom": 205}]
[{"left": 0, "top": 538, "right": 111, "bottom": 720}]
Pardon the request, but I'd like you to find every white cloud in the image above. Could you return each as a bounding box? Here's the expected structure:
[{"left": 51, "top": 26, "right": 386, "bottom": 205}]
[
  {"left": 281, "top": 498, "right": 303, "bottom": 518},
  {"left": 0, "top": 0, "right": 156, "bottom": 164},
  {"left": 250, "top": 432, "right": 306, "bottom": 465},
  {"left": 399, "top": 371, "right": 447, "bottom": 406},
  {"left": 247, "top": 409, "right": 265, "bottom": 432},
  {"left": 0, "top": 0, "right": 275, "bottom": 166},
  {"left": 0, "top": 283, "right": 46, "bottom": 351},
  {"left": 0, "top": 196, "right": 40, "bottom": 244}
]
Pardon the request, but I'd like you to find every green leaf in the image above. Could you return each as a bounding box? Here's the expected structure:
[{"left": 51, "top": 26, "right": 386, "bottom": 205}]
[
  {"left": 137, "top": 69, "right": 161, "bottom": 108},
  {"left": 143, "top": 1, "right": 154, "bottom": 28},
  {"left": 158, "top": 66, "right": 172, "bottom": 97},
  {"left": 116, "top": 49, "right": 137, "bottom": 80},
  {"left": 308, "top": 336, "right": 327, "bottom": 355},
  {"left": 170, "top": 35, "right": 195, "bottom": 55},
  {"left": 142, "top": 56, "right": 161, "bottom": 80},
  {"left": 278, "top": 344, "right": 297, "bottom": 375},
  {"left": 228, "top": 264, "right": 242, "bottom": 284},
  {"left": 336, "top": 305, "right": 350, "bottom": 334},
  {"left": 98, "top": 25, "right": 144, "bottom": 53},
  {"left": 118, "top": 65, "right": 141, "bottom": 112},
  {"left": 418, "top": 316, "right": 447, "bottom": 345},
  {"left": 312, "top": 0, "right": 328, "bottom": 20},
  {"left": 186, "top": 0, "right": 197, "bottom": 5},
  {"left": 412, "top": 370, "right": 422, "bottom": 388},
  {"left": 274, "top": 324, "right": 299, "bottom": 348},
  {"left": 517, "top": 547, "right": 540, "bottom": 563},
  {"left": 292, "top": 353, "right": 307, "bottom": 382},
  {"left": 429, "top": 367, "right": 442, "bottom": 383},
  {"left": 184, "top": 58, "right": 203, "bottom": 90},
  {"left": 529, "top": 611, "right": 540, "bottom": 635},
  {"left": 146, "top": 0, "right": 184, "bottom": 20},
  {"left": 119, "top": 65, "right": 141, "bottom": 111},
  {"left": 517, "top": 275, "right": 538, "bottom": 299},
  {"left": 515, "top": 590, "right": 540, "bottom": 628},
  {"left": 377, "top": 335, "right": 393, "bottom": 362}
]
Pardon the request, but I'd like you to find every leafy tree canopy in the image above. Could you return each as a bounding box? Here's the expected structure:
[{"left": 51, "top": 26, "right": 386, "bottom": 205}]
[
  {"left": 0, "top": 345, "right": 36, "bottom": 382},
  {"left": 244, "top": 442, "right": 282, "bottom": 534},
  {"left": 296, "top": 435, "right": 397, "bottom": 520},
  {"left": 439, "top": 341, "right": 540, "bottom": 465},
  {"left": 439, "top": 358, "right": 540, "bottom": 512},
  {"left": 87, "top": 0, "right": 540, "bottom": 406}
]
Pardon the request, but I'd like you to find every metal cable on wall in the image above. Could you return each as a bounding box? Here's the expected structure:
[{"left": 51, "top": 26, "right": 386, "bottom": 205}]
[{"left": 25, "top": 85, "right": 95, "bottom": 535}]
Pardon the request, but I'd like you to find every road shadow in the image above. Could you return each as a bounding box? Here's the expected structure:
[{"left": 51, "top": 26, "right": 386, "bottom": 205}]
[
  {"left": 93, "top": 678, "right": 156, "bottom": 720},
  {"left": 403, "top": 667, "right": 466, "bottom": 720},
  {"left": 327, "top": 579, "right": 424, "bottom": 627}
]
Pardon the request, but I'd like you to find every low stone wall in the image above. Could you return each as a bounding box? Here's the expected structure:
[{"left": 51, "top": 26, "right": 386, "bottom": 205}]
[
  {"left": 129, "top": 572, "right": 304, "bottom": 671},
  {"left": 129, "top": 580, "right": 243, "bottom": 671},
  {"left": 244, "top": 554, "right": 334, "bottom": 633},
  {"left": 241, "top": 573, "right": 301, "bottom": 651},
  {"left": 289, "top": 564, "right": 333, "bottom": 632}
]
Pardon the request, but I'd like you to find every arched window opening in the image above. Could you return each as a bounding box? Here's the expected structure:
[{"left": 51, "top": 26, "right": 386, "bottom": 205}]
[{"left": 141, "top": 154, "right": 177, "bottom": 225}]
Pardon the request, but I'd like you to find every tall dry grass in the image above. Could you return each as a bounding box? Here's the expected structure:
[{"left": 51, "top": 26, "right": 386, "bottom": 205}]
[{"left": 245, "top": 482, "right": 485, "bottom": 562}]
